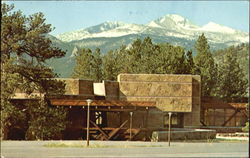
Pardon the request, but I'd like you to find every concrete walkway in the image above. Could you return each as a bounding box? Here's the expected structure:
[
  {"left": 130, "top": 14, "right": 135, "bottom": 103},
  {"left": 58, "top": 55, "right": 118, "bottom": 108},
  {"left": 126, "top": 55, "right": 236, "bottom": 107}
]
[{"left": 1, "top": 140, "right": 249, "bottom": 158}]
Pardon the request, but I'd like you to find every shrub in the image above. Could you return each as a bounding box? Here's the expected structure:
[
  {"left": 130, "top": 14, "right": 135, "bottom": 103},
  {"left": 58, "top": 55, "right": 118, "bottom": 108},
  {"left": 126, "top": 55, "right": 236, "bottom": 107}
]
[{"left": 242, "top": 122, "right": 249, "bottom": 132}]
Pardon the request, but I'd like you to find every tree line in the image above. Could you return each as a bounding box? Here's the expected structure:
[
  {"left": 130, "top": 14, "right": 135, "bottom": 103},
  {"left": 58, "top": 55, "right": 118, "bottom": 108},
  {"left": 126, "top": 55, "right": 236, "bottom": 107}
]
[{"left": 72, "top": 34, "right": 248, "bottom": 101}]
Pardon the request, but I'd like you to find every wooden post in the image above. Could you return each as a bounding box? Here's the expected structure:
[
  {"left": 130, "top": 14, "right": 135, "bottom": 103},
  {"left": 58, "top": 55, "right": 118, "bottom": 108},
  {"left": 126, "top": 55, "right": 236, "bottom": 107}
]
[
  {"left": 145, "top": 108, "right": 149, "bottom": 141},
  {"left": 168, "top": 112, "right": 172, "bottom": 147},
  {"left": 86, "top": 99, "right": 92, "bottom": 147}
]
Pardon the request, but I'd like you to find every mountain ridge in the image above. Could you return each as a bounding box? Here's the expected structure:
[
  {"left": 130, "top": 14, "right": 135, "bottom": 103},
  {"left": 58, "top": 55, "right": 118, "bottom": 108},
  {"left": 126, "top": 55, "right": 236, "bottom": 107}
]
[
  {"left": 47, "top": 14, "right": 249, "bottom": 77},
  {"left": 55, "top": 14, "right": 248, "bottom": 44}
]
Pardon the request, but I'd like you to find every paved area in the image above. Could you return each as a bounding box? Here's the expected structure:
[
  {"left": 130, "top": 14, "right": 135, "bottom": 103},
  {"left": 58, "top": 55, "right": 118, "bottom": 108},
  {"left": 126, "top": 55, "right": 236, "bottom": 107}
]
[{"left": 1, "top": 140, "right": 249, "bottom": 158}]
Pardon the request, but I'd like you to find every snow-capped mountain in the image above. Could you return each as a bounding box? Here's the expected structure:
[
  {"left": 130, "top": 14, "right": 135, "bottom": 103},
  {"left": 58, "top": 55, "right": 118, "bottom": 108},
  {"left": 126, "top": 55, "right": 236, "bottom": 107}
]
[
  {"left": 56, "top": 14, "right": 249, "bottom": 45},
  {"left": 56, "top": 21, "right": 145, "bottom": 42},
  {"left": 200, "top": 22, "right": 236, "bottom": 34},
  {"left": 50, "top": 14, "right": 249, "bottom": 77},
  {"left": 148, "top": 14, "right": 199, "bottom": 30}
]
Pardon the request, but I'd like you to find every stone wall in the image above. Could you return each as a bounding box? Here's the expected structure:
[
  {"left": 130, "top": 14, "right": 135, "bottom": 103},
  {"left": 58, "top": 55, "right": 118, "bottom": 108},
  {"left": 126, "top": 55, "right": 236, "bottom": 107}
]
[
  {"left": 62, "top": 79, "right": 94, "bottom": 98},
  {"left": 118, "top": 74, "right": 196, "bottom": 112},
  {"left": 13, "top": 78, "right": 95, "bottom": 99},
  {"left": 183, "top": 76, "right": 201, "bottom": 127},
  {"left": 117, "top": 74, "right": 201, "bottom": 127},
  {"left": 63, "top": 79, "right": 80, "bottom": 95}
]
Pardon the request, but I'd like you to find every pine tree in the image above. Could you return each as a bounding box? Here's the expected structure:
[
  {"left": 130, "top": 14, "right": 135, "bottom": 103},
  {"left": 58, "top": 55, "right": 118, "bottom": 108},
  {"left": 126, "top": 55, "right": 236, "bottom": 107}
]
[
  {"left": 156, "top": 43, "right": 188, "bottom": 74},
  {"left": 1, "top": 3, "right": 67, "bottom": 140},
  {"left": 103, "top": 50, "right": 120, "bottom": 80},
  {"left": 102, "top": 37, "right": 196, "bottom": 78},
  {"left": 92, "top": 48, "right": 103, "bottom": 82},
  {"left": 194, "top": 33, "right": 217, "bottom": 96},
  {"left": 126, "top": 38, "right": 143, "bottom": 73},
  {"left": 71, "top": 48, "right": 93, "bottom": 79},
  {"left": 215, "top": 47, "right": 248, "bottom": 101},
  {"left": 185, "top": 50, "right": 198, "bottom": 74}
]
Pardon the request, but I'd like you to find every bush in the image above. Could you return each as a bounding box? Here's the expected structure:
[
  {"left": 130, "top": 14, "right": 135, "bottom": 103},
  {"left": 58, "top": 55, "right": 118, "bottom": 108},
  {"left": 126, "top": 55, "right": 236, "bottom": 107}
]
[{"left": 242, "top": 122, "right": 249, "bottom": 132}]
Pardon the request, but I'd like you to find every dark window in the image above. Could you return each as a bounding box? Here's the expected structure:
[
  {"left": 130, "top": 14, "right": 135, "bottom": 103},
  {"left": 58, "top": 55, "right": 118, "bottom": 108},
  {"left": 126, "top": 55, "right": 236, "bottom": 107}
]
[
  {"left": 163, "top": 113, "right": 183, "bottom": 128},
  {"left": 94, "top": 111, "right": 107, "bottom": 127}
]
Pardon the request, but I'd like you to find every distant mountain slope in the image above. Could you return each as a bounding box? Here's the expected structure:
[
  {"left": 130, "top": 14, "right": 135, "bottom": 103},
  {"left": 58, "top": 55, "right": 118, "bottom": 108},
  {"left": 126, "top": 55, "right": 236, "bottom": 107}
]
[
  {"left": 46, "top": 34, "right": 76, "bottom": 77},
  {"left": 56, "top": 14, "right": 248, "bottom": 46},
  {"left": 68, "top": 33, "right": 234, "bottom": 54},
  {"left": 47, "top": 14, "right": 249, "bottom": 77}
]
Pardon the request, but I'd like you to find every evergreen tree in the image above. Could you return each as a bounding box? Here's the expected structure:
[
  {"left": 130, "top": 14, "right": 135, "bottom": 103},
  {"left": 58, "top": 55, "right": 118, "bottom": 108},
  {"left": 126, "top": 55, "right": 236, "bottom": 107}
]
[
  {"left": 215, "top": 46, "right": 248, "bottom": 101},
  {"left": 102, "top": 37, "right": 195, "bottom": 79},
  {"left": 1, "top": 3, "right": 67, "bottom": 140},
  {"left": 71, "top": 48, "right": 93, "bottom": 79},
  {"left": 72, "top": 48, "right": 104, "bottom": 82},
  {"left": 92, "top": 48, "right": 103, "bottom": 82},
  {"left": 103, "top": 50, "right": 121, "bottom": 80},
  {"left": 1, "top": 58, "right": 25, "bottom": 139},
  {"left": 125, "top": 38, "right": 143, "bottom": 73},
  {"left": 194, "top": 33, "right": 217, "bottom": 96},
  {"left": 156, "top": 43, "right": 189, "bottom": 74},
  {"left": 185, "top": 50, "right": 197, "bottom": 74},
  {"left": 213, "top": 43, "right": 249, "bottom": 81},
  {"left": 139, "top": 37, "right": 161, "bottom": 73}
]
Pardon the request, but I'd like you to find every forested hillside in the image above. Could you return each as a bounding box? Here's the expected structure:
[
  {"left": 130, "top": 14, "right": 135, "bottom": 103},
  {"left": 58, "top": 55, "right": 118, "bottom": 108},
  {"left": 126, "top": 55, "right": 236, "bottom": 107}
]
[{"left": 213, "top": 43, "right": 249, "bottom": 79}]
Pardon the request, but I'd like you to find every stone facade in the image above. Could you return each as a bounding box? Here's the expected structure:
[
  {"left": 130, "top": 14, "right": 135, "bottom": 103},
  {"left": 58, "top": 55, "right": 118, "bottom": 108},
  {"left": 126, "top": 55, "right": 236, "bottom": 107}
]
[
  {"left": 183, "top": 76, "right": 201, "bottom": 127},
  {"left": 116, "top": 74, "right": 201, "bottom": 127},
  {"left": 62, "top": 79, "right": 94, "bottom": 97},
  {"left": 118, "top": 74, "right": 200, "bottom": 112}
]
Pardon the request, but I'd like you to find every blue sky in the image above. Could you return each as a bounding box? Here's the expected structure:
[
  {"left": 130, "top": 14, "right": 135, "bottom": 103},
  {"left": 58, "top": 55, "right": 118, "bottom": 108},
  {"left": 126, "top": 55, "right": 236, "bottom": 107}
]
[{"left": 6, "top": 1, "right": 249, "bottom": 35}]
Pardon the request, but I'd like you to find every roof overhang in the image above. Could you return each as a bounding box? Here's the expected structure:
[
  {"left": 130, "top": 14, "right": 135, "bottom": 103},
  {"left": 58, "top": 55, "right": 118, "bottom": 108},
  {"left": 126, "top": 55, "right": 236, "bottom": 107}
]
[{"left": 49, "top": 99, "right": 156, "bottom": 108}]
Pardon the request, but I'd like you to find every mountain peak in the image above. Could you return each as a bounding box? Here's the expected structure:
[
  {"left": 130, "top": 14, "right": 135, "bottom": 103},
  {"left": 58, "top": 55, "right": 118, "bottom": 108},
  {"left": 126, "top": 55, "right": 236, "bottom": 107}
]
[
  {"left": 84, "top": 21, "right": 127, "bottom": 34},
  {"left": 165, "top": 14, "right": 186, "bottom": 22},
  {"left": 149, "top": 14, "right": 198, "bottom": 30},
  {"left": 103, "top": 21, "right": 125, "bottom": 25},
  {"left": 201, "top": 22, "right": 236, "bottom": 34}
]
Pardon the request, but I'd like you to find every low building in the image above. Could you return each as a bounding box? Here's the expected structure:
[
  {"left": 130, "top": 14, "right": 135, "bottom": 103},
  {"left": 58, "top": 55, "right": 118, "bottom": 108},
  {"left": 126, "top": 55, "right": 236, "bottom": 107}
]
[
  {"left": 9, "top": 74, "right": 246, "bottom": 140},
  {"left": 15, "top": 74, "right": 201, "bottom": 140}
]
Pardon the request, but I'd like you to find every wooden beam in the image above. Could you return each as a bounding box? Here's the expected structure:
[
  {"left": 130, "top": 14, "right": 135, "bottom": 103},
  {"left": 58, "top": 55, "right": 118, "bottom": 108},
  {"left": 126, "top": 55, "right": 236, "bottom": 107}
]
[
  {"left": 221, "top": 109, "right": 239, "bottom": 126},
  {"left": 50, "top": 99, "right": 156, "bottom": 107},
  {"left": 82, "top": 127, "right": 122, "bottom": 130},
  {"left": 124, "top": 128, "right": 142, "bottom": 140},
  {"left": 240, "top": 109, "right": 249, "bottom": 118},
  {"left": 131, "top": 128, "right": 141, "bottom": 140},
  {"left": 108, "top": 120, "right": 128, "bottom": 140},
  {"left": 89, "top": 120, "right": 109, "bottom": 140},
  {"left": 90, "top": 108, "right": 136, "bottom": 112},
  {"left": 200, "top": 120, "right": 206, "bottom": 126}
]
